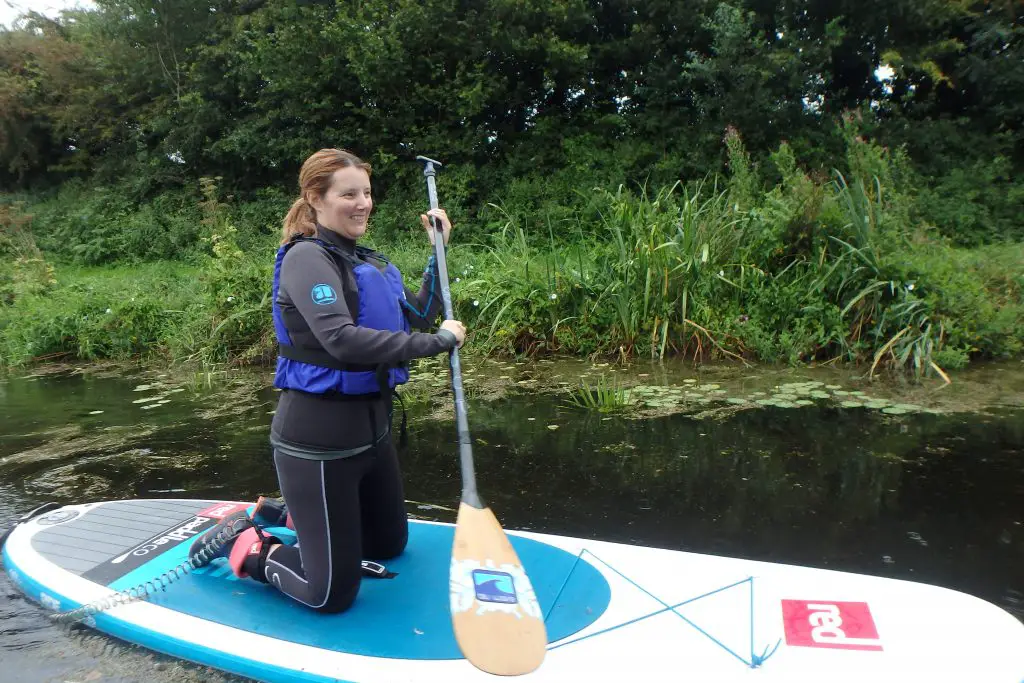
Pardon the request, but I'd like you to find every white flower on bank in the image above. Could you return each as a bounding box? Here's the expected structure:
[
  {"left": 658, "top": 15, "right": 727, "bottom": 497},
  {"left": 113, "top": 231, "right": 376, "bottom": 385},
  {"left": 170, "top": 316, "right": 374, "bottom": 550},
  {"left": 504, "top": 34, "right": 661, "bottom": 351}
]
[
  {"left": 105, "top": 308, "right": 112, "bottom": 314},
  {"left": 473, "top": 300, "right": 479, "bottom": 307},
  {"left": 550, "top": 293, "right": 557, "bottom": 300},
  {"left": 227, "top": 296, "right": 235, "bottom": 303}
]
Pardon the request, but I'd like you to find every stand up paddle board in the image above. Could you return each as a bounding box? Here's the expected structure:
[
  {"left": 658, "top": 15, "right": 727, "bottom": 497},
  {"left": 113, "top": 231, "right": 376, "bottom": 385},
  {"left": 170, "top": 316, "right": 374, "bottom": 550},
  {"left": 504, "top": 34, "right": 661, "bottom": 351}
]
[{"left": 2, "top": 499, "right": 1022, "bottom": 682}]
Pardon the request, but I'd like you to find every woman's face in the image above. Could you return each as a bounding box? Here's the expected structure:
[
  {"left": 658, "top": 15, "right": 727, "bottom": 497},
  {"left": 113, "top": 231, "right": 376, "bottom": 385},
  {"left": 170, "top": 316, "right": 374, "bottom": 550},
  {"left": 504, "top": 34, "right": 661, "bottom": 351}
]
[{"left": 311, "top": 166, "right": 373, "bottom": 240}]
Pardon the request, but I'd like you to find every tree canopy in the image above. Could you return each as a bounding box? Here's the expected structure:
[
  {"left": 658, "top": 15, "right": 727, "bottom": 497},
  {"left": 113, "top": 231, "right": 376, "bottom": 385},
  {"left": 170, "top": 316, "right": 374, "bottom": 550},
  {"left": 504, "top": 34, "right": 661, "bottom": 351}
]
[{"left": 1, "top": 0, "right": 1021, "bottom": 243}]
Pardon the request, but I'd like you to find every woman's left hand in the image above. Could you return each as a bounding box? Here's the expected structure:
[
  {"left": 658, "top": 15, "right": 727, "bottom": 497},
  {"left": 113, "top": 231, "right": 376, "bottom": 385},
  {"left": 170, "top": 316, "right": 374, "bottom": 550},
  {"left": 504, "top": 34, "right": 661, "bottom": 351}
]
[{"left": 420, "top": 208, "right": 452, "bottom": 246}]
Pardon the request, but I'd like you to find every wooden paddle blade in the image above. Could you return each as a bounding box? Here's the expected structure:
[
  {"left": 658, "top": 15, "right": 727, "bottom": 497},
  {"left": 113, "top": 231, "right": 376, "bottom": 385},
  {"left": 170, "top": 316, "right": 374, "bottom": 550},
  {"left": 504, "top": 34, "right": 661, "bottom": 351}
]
[{"left": 450, "top": 502, "right": 548, "bottom": 675}]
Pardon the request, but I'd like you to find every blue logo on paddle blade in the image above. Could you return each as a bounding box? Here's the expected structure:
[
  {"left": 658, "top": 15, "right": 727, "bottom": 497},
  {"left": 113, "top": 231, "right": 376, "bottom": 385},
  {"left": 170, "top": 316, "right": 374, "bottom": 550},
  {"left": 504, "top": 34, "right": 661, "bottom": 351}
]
[
  {"left": 311, "top": 284, "right": 337, "bottom": 305},
  {"left": 471, "top": 569, "right": 518, "bottom": 604}
]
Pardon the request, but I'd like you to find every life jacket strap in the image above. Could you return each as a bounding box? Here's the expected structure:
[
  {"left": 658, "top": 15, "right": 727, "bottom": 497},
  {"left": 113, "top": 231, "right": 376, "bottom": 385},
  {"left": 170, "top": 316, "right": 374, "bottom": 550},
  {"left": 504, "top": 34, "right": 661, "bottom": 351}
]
[
  {"left": 277, "top": 344, "right": 377, "bottom": 372},
  {"left": 392, "top": 390, "right": 408, "bottom": 449}
]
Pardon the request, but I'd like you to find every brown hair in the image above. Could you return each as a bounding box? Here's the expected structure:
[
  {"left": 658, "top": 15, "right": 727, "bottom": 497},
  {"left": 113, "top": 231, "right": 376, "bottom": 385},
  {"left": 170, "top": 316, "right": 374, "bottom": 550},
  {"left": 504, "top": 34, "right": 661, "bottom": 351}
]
[{"left": 280, "top": 149, "right": 372, "bottom": 245}]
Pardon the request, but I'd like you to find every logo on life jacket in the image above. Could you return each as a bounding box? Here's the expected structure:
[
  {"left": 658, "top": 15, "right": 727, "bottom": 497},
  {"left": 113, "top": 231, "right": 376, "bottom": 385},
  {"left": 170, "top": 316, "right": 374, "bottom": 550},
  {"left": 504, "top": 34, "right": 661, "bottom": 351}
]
[{"left": 311, "top": 283, "right": 337, "bottom": 305}]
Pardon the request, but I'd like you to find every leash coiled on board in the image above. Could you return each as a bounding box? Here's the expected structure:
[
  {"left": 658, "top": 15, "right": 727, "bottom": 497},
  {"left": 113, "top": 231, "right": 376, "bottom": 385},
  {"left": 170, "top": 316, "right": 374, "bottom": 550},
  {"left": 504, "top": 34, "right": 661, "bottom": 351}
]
[{"left": 48, "top": 523, "right": 236, "bottom": 625}]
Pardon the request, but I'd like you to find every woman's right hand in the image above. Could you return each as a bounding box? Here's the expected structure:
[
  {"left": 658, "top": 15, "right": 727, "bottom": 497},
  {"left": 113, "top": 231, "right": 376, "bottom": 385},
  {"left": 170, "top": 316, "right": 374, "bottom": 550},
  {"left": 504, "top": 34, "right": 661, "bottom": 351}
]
[{"left": 440, "top": 319, "right": 467, "bottom": 348}]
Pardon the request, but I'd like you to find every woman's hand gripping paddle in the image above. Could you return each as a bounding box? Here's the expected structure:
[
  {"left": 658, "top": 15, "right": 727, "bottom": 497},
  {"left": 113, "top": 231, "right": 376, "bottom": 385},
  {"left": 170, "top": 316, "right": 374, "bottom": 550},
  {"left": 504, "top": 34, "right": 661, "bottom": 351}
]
[{"left": 417, "top": 156, "right": 547, "bottom": 676}]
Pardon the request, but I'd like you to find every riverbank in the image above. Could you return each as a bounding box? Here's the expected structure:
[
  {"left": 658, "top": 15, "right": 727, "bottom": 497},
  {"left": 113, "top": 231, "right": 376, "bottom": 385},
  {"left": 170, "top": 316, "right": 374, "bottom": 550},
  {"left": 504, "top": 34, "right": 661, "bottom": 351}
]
[{"left": 2, "top": 135, "right": 1022, "bottom": 375}]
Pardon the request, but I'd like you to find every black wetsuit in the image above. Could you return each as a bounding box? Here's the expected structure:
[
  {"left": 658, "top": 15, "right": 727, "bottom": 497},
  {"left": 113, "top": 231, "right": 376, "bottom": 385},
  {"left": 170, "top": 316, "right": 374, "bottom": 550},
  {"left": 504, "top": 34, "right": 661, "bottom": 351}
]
[{"left": 264, "top": 226, "right": 454, "bottom": 612}]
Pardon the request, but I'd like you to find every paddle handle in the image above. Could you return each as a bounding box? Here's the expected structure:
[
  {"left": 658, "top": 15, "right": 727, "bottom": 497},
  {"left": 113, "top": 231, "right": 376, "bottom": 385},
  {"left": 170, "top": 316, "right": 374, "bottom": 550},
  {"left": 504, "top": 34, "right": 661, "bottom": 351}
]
[{"left": 418, "top": 156, "right": 482, "bottom": 509}]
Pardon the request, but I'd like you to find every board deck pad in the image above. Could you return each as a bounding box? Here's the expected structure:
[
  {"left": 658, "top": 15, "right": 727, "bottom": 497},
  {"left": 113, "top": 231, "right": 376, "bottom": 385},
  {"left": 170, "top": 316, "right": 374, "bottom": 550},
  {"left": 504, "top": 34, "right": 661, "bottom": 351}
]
[{"left": 29, "top": 499, "right": 611, "bottom": 659}]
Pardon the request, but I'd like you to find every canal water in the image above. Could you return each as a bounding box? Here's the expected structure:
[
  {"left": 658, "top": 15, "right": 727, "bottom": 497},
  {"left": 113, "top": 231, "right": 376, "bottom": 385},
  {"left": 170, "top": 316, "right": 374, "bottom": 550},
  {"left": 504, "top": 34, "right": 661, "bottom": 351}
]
[{"left": 1, "top": 359, "right": 1022, "bottom": 681}]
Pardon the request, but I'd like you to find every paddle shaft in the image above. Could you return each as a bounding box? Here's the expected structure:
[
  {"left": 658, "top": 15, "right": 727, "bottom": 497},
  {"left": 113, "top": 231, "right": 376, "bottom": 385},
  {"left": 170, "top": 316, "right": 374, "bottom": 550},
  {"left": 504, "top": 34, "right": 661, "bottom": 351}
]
[{"left": 418, "top": 157, "right": 482, "bottom": 509}]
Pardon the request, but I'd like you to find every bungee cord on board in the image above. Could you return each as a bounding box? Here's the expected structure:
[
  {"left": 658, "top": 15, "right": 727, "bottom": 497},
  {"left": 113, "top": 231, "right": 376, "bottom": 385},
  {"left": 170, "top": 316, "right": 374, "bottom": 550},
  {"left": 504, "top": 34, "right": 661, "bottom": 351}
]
[{"left": 47, "top": 519, "right": 239, "bottom": 625}]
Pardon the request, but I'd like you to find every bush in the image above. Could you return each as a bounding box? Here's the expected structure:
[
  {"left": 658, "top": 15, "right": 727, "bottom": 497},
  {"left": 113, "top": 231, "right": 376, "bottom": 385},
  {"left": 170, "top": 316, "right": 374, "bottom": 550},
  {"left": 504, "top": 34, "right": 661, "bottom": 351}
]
[
  {"left": 0, "top": 203, "right": 57, "bottom": 306},
  {"left": 0, "top": 263, "right": 199, "bottom": 365}
]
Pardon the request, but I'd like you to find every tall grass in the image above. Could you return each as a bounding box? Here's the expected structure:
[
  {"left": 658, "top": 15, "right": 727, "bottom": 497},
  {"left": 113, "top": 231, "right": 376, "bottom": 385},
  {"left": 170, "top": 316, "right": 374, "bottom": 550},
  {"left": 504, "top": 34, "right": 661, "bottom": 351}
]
[
  {"left": 566, "top": 375, "right": 632, "bottom": 411},
  {"left": 445, "top": 132, "right": 1022, "bottom": 377},
  {"left": 1, "top": 132, "right": 1020, "bottom": 377},
  {"left": 0, "top": 261, "right": 201, "bottom": 365},
  {"left": 1, "top": 203, "right": 57, "bottom": 307}
]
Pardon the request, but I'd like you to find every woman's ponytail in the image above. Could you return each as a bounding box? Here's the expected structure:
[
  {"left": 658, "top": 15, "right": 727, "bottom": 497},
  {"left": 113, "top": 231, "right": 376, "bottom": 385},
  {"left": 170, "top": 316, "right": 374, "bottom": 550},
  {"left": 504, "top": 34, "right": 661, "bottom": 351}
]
[{"left": 280, "top": 197, "right": 316, "bottom": 245}]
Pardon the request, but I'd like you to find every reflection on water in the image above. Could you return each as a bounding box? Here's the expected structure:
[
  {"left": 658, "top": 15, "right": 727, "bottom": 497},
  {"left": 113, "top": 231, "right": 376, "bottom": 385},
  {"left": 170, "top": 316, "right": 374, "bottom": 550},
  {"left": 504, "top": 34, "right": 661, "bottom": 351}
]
[{"left": 0, "top": 362, "right": 1022, "bottom": 681}]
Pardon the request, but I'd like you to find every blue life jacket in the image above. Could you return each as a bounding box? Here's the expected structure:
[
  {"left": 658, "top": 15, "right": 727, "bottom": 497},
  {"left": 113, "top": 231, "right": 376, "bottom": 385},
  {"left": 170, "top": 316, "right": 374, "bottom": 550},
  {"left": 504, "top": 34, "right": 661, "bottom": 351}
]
[{"left": 272, "top": 237, "right": 411, "bottom": 396}]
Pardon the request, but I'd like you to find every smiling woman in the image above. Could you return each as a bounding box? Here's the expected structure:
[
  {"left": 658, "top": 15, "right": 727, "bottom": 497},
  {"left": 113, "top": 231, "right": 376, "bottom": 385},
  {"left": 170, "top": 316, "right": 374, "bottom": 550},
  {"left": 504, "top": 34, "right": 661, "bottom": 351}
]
[{"left": 180, "top": 148, "right": 471, "bottom": 620}]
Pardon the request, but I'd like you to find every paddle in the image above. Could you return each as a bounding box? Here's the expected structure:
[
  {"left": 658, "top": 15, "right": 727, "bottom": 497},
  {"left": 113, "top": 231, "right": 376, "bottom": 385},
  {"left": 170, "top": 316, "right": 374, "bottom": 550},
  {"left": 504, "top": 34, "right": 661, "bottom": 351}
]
[{"left": 417, "top": 156, "right": 548, "bottom": 675}]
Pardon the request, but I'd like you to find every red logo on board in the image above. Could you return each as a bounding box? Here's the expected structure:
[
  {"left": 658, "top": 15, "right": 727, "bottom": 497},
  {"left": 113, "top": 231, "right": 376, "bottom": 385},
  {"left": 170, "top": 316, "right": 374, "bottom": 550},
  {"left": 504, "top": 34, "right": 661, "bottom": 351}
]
[
  {"left": 197, "top": 502, "right": 249, "bottom": 520},
  {"left": 782, "top": 600, "right": 883, "bottom": 651}
]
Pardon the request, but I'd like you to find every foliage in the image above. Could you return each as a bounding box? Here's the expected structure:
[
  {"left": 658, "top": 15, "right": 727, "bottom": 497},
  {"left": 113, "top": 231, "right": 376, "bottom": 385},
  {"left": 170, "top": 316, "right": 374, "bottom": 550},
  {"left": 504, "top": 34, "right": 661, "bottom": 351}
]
[
  {"left": 0, "top": 0, "right": 1020, "bottom": 373},
  {"left": 0, "top": 262, "right": 199, "bottom": 365},
  {"left": 566, "top": 375, "right": 633, "bottom": 411},
  {"left": 0, "top": 0, "right": 1018, "bottom": 242},
  {"left": 0, "top": 203, "right": 56, "bottom": 306},
  {"left": 186, "top": 177, "right": 275, "bottom": 365}
]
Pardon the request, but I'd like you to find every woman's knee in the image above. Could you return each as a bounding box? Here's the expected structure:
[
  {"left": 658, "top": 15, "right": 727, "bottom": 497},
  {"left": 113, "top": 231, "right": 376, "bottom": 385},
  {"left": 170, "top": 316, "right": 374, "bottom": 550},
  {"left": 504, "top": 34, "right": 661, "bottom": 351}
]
[
  {"left": 315, "top": 582, "right": 360, "bottom": 614},
  {"left": 364, "top": 524, "right": 408, "bottom": 560}
]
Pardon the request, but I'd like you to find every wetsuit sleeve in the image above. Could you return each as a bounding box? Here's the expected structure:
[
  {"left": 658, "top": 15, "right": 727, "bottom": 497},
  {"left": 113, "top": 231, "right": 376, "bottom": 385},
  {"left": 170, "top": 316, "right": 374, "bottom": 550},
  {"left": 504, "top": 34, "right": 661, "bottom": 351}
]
[
  {"left": 279, "top": 242, "right": 455, "bottom": 364},
  {"left": 401, "top": 255, "right": 445, "bottom": 330}
]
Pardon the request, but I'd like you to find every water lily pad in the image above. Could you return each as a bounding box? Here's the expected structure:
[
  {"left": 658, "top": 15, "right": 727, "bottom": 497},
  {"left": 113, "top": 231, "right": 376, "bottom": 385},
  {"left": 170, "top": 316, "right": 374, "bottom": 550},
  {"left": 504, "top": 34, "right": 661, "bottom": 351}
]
[
  {"left": 891, "top": 404, "right": 922, "bottom": 413},
  {"left": 774, "top": 401, "right": 799, "bottom": 408},
  {"left": 683, "top": 379, "right": 697, "bottom": 384},
  {"left": 882, "top": 406, "right": 909, "bottom": 415},
  {"left": 794, "top": 400, "right": 814, "bottom": 406},
  {"left": 840, "top": 401, "right": 864, "bottom": 408},
  {"left": 825, "top": 384, "right": 842, "bottom": 390},
  {"left": 832, "top": 390, "right": 850, "bottom": 396},
  {"left": 773, "top": 394, "right": 798, "bottom": 401},
  {"left": 809, "top": 391, "right": 830, "bottom": 399},
  {"left": 755, "top": 398, "right": 777, "bottom": 406},
  {"left": 726, "top": 398, "right": 748, "bottom": 405}
]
